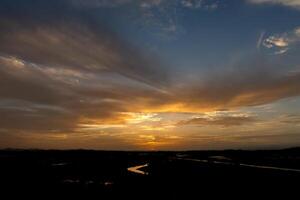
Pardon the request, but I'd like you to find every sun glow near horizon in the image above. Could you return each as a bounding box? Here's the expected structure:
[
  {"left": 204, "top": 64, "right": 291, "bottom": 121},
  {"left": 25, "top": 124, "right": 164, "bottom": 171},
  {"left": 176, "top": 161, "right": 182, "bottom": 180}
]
[{"left": 0, "top": 0, "right": 300, "bottom": 150}]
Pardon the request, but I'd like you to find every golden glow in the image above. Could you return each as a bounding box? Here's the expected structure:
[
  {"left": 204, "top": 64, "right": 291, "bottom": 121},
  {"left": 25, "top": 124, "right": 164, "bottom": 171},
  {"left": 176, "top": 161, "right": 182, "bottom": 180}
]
[
  {"left": 79, "top": 124, "right": 126, "bottom": 129},
  {"left": 1, "top": 56, "right": 25, "bottom": 69},
  {"left": 126, "top": 112, "right": 161, "bottom": 124}
]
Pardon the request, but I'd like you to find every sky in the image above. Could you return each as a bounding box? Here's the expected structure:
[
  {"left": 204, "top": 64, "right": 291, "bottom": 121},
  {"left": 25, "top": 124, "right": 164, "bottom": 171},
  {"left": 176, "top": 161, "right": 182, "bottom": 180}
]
[{"left": 0, "top": 0, "right": 300, "bottom": 150}]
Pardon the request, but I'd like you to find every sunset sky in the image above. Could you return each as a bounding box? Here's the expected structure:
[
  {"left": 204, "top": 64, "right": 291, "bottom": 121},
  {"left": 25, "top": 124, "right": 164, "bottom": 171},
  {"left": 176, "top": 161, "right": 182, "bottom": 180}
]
[{"left": 0, "top": 0, "right": 300, "bottom": 150}]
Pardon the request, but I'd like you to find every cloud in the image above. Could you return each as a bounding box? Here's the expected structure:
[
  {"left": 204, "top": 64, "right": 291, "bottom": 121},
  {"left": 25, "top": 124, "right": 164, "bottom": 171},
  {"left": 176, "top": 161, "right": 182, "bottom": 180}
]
[
  {"left": 70, "top": 0, "right": 219, "bottom": 40},
  {"left": 248, "top": 0, "right": 300, "bottom": 8},
  {"left": 181, "top": 0, "right": 219, "bottom": 10},
  {"left": 0, "top": 0, "right": 300, "bottom": 150},
  {"left": 264, "top": 36, "right": 289, "bottom": 48},
  {"left": 0, "top": 0, "right": 170, "bottom": 134},
  {"left": 181, "top": 0, "right": 203, "bottom": 8},
  {"left": 70, "top": 0, "right": 218, "bottom": 9},
  {"left": 70, "top": 0, "right": 132, "bottom": 7},
  {"left": 177, "top": 115, "right": 257, "bottom": 126},
  {"left": 0, "top": 53, "right": 172, "bottom": 133},
  {"left": 257, "top": 31, "right": 266, "bottom": 49},
  {"left": 177, "top": 111, "right": 257, "bottom": 127},
  {"left": 274, "top": 48, "right": 289, "bottom": 54},
  {"left": 0, "top": 22, "right": 168, "bottom": 87},
  {"left": 260, "top": 27, "right": 300, "bottom": 54},
  {"left": 1, "top": 47, "right": 300, "bottom": 134},
  {"left": 139, "top": 0, "right": 163, "bottom": 8},
  {"left": 278, "top": 114, "right": 300, "bottom": 124},
  {"left": 169, "top": 55, "right": 300, "bottom": 112}
]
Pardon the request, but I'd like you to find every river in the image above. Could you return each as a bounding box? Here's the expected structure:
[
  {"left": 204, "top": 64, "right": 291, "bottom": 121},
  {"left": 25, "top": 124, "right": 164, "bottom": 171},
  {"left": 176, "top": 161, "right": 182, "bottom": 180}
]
[{"left": 127, "top": 163, "right": 149, "bottom": 175}]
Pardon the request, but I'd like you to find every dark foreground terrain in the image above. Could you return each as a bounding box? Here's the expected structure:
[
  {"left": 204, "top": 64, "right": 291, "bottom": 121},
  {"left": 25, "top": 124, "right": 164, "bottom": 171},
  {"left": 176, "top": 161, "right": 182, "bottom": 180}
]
[{"left": 1, "top": 148, "right": 299, "bottom": 199}]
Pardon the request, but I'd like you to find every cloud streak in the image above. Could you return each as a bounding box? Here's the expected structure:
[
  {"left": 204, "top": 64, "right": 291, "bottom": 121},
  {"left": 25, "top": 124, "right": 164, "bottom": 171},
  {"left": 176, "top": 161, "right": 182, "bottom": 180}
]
[
  {"left": 0, "top": 21, "right": 168, "bottom": 87},
  {"left": 177, "top": 111, "right": 258, "bottom": 127},
  {"left": 249, "top": 0, "right": 300, "bottom": 9}
]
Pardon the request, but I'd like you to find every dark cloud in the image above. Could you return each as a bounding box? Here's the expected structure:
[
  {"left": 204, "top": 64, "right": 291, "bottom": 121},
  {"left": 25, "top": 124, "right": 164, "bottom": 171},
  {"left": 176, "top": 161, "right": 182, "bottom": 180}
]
[
  {"left": 0, "top": 0, "right": 168, "bottom": 87},
  {"left": 0, "top": 103, "right": 75, "bottom": 132},
  {"left": 0, "top": 57, "right": 73, "bottom": 105},
  {"left": 0, "top": 0, "right": 171, "bottom": 134}
]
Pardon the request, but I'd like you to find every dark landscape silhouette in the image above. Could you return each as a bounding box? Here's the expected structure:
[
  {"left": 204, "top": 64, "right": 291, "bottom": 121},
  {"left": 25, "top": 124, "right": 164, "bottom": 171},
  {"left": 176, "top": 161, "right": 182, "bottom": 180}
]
[{"left": 1, "top": 148, "right": 299, "bottom": 199}]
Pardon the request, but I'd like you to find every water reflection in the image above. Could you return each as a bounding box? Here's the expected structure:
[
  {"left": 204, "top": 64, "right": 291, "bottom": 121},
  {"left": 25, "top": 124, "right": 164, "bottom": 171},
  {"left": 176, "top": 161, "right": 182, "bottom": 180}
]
[{"left": 127, "top": 164, "right": 149, "bottom": 175}]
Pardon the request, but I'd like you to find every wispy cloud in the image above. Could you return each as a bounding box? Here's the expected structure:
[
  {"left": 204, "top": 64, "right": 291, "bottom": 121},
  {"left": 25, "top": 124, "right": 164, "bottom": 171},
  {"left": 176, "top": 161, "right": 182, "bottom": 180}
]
[
  {"left": 257, "top": 31, "right": 266, "bottom": 49},
  {"left": 177, "top": 111, "right": 257, "bottom": 127},
  {"left": 70, "top": 0, "right": 219, "bottom": 39},
  {"left": 248, "top": 0, "right": 300, "bottom": 9},
  {"left": 181, "top": 0, "right": 219, "bottom": 10},
  {"left": 278, "top": 114, "right": 300, "bottom": 124},
  {"left": 70, "top": 0, "right": 132, "bottom": 7}
]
